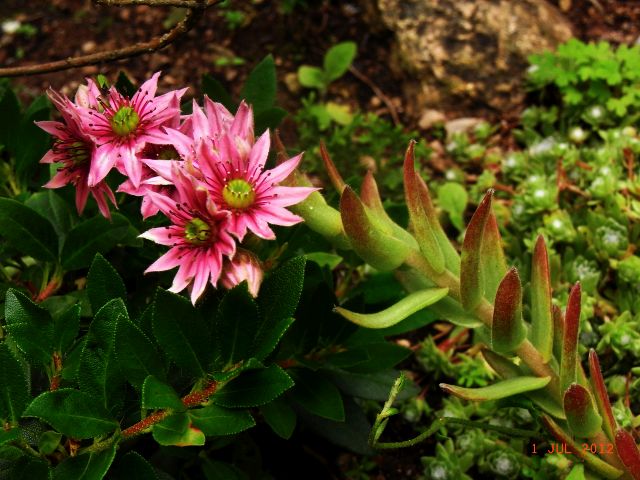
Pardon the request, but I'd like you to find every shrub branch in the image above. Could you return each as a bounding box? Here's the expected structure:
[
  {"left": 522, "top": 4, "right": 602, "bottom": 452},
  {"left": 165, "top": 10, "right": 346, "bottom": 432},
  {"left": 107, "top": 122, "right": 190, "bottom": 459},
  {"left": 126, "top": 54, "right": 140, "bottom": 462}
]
[{"left": 0, "top": 0, "right": 218, "bottom": 78}]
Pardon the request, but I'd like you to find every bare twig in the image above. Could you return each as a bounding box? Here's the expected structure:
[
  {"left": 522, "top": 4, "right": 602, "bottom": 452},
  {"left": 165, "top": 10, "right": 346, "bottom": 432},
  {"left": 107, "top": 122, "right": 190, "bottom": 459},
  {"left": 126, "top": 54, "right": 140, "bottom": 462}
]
[
  {"left": 0, "top": 0, "right": 216, "bottom": 78},
  {"left": 96, "top": 0, "right": 217, "bottom": 7},
  {"left": 348, "top": 65, "right": 401, "bottom": 126}
]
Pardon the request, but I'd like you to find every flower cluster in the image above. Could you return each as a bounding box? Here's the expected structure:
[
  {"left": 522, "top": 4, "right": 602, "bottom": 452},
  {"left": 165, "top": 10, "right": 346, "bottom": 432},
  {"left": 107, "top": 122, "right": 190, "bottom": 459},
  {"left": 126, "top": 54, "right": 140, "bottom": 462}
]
[{"left": 39, "top": 72, "right": 315, "bottom": 303}]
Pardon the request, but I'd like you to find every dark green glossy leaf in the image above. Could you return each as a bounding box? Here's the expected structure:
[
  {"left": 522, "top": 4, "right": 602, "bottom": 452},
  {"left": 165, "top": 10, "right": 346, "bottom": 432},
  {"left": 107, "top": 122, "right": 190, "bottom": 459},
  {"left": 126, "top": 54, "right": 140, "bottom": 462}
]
[
  {"left": 254, "top": 107, "right": 287, "bottom": 134},
  {"left": 0, "top": 198, "right": 58, "bottom": 262},
  {"left": 0, "top": 343, "right": 29, "bottom": 423},
  {"left": 53, "top": 303, "right": 80, "bottom": 354},
  {"left": 325, "top": 368, "right": 419, "bottom": 401},
  {"left": 110, "top": 452, "right": 158, "bottom": 480},
  {"left": 152, "top": 413, "right": 205, "bottom": 446},
  {"left": 78, "top": 299, "right": 127, "bottom": 414},
  {"left": 289, "top": 369, "right": 344, "bottom": 421},
  {"left": 4, "top": 288, "right": 54, "bottom": 365},
  {"left": 61, "top": 214, "right": 130, "bottom": 270},
  {"left": 257, "top": 256, "right": 306, "bottom": 324},
  {"left": 189, "top": 403, "right": 255, "bottom": 436},
  {"left": 141, "top": 375, "right": 183, "bottom": 411},
  {"left": 23, "top": 389, "right": 118, "bottom": 439},
  {"left": 52, "top": 444, "right": 116, "bottom": 480},
  {"left": 16, "top": 95, "right": 51, "bottom": 184},
  {"left": 297, "top": 397, "right": 372, "bottom": 455},
  {"left": 86, "top": 254, "right": 126, "bottom": 313},
  {"left": 213, "top": 365, "right": 293, "bottom": 408},
  {"left": 152, "top": 288, "right": 211, "bottom": 377},
  {"left": 251, "top": 317, "right": 294, "bottom": 361},
  {"left": 115, "top": 316, "right": 165, "bottom": 388},
  {"left": 259, "top": 398, "right": 296, "bottom": 439},
  {"left": 201, "top": 459, "right": 249, "bottom": 480},
  {"left": 8, "top": 456, "right": 50, "bottom": 480},
  {"left": 240, "top": 55, "right": 276, "bottom": 113},
  {"left": 0, "top": 429, "right": 19, "bottom": 446},
  {"left": 202, "top": 74, "right": 235, "bottom": 111},
  {"left": 38, "top": 431, "right": 62, "bottom": 455},
  {"left": 25, "top": 190, "right": 74, "bottom": 246},
  {"left": 216, "top": 283, "right": 260, "bottom": 366},
  {"left": 0, "top": 81, "right": 21, "bottom": 150}
]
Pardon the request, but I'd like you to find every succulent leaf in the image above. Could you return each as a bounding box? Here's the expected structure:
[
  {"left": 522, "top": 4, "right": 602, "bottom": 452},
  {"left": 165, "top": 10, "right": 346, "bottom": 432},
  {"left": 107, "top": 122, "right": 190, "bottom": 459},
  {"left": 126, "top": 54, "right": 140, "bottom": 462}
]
[
  {"left": 340, "top": 186, "right": 415, "bottom": 271},
  {"left": 334, "top": 288, "right": 449, "bottom": 329},
  {"left": 361, "top": 170, "right": 418, "bottom": 249},
  {"left": 460, "top": 190, "right": 494, "bottom": 311},
  {"left": 319, "top": 140, "right": 346, "bottom": 193},
  {"left": 588, "top": 349, "right": 617, "bottom": 442},
  {"left": 531, "top": 235, "right": 553, "bottom": 361},
  {"left": 482, "top": 350, "right": 565, "bottom": 419},
  {"left": 480, "top": 212, "right": 507, "bottom": 302},
  {"left": 614, "top": 428, "right": 640, "bottom": 480},
  {"left": 560, "top": 283, "right": 581, "bottom": 392},
  {"left": 403, "top": 142, "right": 445, "bottom": 274},
  {"left": 563, "top": 383, "right": 602, "bottom": 438},
  {"left": 440, "top": 376, "right": 550, "bottom": 402},
  {"left": 491, "top": 268, "right": 526, "bottom": 353}
]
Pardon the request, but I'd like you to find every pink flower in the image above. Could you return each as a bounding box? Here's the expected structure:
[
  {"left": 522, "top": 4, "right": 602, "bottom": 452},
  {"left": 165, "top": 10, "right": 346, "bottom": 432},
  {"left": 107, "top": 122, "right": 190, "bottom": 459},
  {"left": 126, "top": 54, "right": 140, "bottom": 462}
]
[
  {"left": 117, "top": 143, "right": 181, "bottom": 218},
  {"left": 37, "top": 88, "right": 116, "bottom": 219},
  {"left": 198, "top": 129, "right": 317, "bottom": 241},
  {"left": 80, "top": 72, "right": 186, "bottom": 189},
  {"left": 140, "top": 166, "right": 236, "bottom": 304},
  {"left": 220, "top": 249, "right": 264, "bottom": 297}
]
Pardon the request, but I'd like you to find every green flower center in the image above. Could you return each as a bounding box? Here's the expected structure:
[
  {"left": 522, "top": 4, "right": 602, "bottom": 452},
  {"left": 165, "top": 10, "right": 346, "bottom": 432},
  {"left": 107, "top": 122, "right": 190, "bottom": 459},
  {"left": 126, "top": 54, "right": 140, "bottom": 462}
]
[
  {"left": 222, "top": 179, "right": 255, "bottom": 210},
  {"left": 63, "top": 141, "right": 90, "bottom": 165},
  {"left": 184, "top": 218, "right": 212, "bottom": 245},
  {"left": 110, "top": 106, "right": 140, "bottom": 137}
]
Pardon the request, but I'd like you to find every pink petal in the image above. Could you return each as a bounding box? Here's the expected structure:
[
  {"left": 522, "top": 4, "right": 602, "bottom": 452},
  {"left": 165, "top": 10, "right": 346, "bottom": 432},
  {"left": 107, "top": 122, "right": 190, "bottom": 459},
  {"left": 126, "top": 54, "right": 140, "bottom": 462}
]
[
  {"left": 230, "top": 101, "right": 254, "bottom": 142},
  {"left": 139, "top": 226, "right": 181, "bottom": 246},
  {"left": 40, "top": 149, "right": 60, "bottom": 164},
  {"left": 260, "top": 153, "right": 303, "bottom": 185},
  {"left": 36, "top": 120, "right": 66, "bottom": 137},
  {"left": 204, "top": 96, "right": 233, "bottom": 135},
  {"left": 145, "top": 190, "right": 183, "bottom": 223},
  {"left": 145, "top": 247, "right": 183, "bottom": 273},
  {"left": 247, "top": 130, "right": 270, "bottom": 175},
  {"left": 75, "top": 181, "right": 90, "bottom": 215},
  {"left": 255, "top": 206, "right": 303, "bottom": 227},
  {"left": 119, "top": 145, "right": 143, "bottom": 188},
  {"left": 189, "top": 258, "right": 210, "bottom": 305},
  {"left": 88, "top": 144, "right": 118, "bottom": 187},
  {"left": 190, "top": 100, "right": 210, "bottom": 140},
  {"left": 44, "top": 170, "right": 74, "bottom": 189},
  {"left": 245, "top": 213, "right": 275, "bottom": 240},
  {"left": 169, "top": 256, "right": 197, "bottom": 294},
  {"left": 265, "top": 186, "right": 318, "bottom": 207}
]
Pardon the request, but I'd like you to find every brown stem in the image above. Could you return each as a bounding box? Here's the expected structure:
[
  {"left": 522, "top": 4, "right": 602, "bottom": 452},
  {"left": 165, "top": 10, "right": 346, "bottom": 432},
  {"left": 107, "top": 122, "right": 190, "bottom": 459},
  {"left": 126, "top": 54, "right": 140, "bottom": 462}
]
[
  {"left": 121, "top": 380, "right": 217, "bottom": 439},
  {"left": 96, "top": 0, "right": 217, "bottom": 6},
  {"left": 35, "top": 278, "right": 61, "bottom": 303},
  {"left": 0, "top": 0, "right": 216, "bottom": 78},
  {"left": 49, "top": 352, "right": 63, "bottom": 392},
  {"left": 348, "top": 65, "right": 401, "bottom": 126}
]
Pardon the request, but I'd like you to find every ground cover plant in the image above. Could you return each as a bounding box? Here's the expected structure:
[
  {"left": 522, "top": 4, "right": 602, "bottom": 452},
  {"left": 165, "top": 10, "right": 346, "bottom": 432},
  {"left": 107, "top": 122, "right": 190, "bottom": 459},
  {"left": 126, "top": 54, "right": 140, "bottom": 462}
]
[{"left": 1, "top": 2, "right": 640, "bottom": 479}]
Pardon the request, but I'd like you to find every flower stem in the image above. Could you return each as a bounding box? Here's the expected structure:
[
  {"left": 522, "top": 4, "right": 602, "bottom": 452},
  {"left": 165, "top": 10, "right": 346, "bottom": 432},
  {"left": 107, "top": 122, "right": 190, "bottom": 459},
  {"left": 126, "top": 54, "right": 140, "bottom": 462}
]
[{"left": 121, "top": 380, "right": 217, "bottom": 439}]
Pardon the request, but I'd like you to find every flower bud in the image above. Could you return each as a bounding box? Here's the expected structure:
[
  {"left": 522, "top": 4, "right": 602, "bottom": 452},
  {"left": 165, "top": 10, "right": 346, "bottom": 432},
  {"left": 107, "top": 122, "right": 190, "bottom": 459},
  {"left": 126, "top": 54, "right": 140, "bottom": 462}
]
[{"left": 220, "top": 250, "right": 264, "bottom": 297}]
